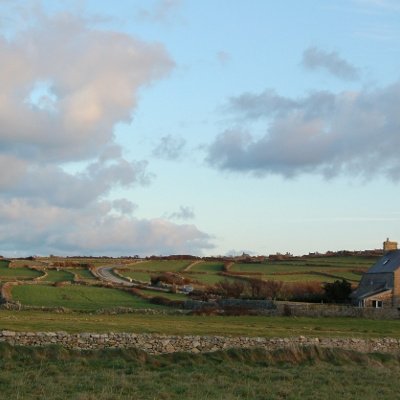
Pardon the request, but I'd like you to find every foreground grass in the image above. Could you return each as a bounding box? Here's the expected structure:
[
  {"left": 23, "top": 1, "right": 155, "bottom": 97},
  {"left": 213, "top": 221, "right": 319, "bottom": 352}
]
[
  {"left": 0, "top": 344, "right": 399, "bottom": 400},
  {"left": 1, "top": 310, "right": 400, "bottom": 338}
]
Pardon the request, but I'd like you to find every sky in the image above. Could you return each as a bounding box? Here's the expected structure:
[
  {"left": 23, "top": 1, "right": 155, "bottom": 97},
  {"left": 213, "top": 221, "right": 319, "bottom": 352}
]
[{"left": 0, "top": 0, "right": 400, "bottom": 257}]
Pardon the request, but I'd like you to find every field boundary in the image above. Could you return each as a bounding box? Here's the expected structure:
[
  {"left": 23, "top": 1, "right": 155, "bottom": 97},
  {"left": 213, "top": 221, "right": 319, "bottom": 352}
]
[{"left": 1, "top": 330, "right": 400, "bottom": 355}]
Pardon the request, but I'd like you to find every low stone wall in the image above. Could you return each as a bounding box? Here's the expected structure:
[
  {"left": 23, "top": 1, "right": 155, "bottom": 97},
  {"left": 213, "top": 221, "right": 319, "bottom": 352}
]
[
  {"left": 1, "top": 330, "right": 400, "bottom": 355},
  {"left": 276, "top": 302, "right": 400, "bottom": 319}
]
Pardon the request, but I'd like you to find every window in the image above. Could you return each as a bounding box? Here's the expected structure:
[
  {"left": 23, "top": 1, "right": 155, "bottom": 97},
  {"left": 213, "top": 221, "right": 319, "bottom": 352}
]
[{"left": 372, "top": 300, "right": 383, "bottom": 308}]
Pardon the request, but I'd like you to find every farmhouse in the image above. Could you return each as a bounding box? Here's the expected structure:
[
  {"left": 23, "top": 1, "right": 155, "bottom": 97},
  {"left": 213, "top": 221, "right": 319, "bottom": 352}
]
[{"left": 351, "top": 239, "right": 400, "bottom": 308}]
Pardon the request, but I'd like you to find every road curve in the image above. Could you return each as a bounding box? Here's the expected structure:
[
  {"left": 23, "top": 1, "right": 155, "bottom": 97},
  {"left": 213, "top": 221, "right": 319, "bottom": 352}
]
[{"left": 95, "top": 266, "right": 134, "bottom": 287}]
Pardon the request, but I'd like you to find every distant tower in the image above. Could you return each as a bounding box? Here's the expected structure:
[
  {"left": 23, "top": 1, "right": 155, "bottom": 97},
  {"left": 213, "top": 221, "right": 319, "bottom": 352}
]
[{"left": 383, "top": 238, "right": 398, "bottom": 252}]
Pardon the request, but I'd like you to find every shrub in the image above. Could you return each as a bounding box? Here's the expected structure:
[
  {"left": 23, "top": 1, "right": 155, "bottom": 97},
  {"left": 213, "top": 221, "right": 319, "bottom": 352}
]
[
  {"left": 282, "top": 282, "right": 324, "bottom": 302},
  {"left": 323, "top": 279, "right": 352, "bottom": 303},
  {"left": 215, "top": 279, "right": 245, "bottom": 298}
]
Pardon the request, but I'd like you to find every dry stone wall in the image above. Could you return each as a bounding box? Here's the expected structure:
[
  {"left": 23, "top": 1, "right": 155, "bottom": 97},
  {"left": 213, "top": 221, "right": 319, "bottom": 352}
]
[{"left": 1, "top": 330, "right": 400, "bottom": 355}]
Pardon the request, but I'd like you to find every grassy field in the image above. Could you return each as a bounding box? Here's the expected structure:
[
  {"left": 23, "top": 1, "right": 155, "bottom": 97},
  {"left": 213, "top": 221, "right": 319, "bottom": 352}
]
[
  {"left": 0, "top": 344, "right": 399, "bottom": 400},
  {"left": 190, "top": 261, "right": 225, "bottom": 272},
  {"left": 187, "top": 273, "right": 239, "bottom": 285},
  {"left": 69, "top": 268, "right": 96, "bottom": 280},
  {"left": 1, "top": 310, "right": 400, "bottom": 338},
  {"left": 126, "top": 260, "right": 194, "bottom": 272},
  {"left": 259, "top": 273, "right": 339, "bottom": 282},
  {"left": 2, "top": 256, "right": 377, "bottom": 288},
  {"left": 0, "top": 260, "right": 42, "bottom": 280},
  {"left": 228, "top": 256, "right": 375, "bottom": 284},
  {"left": 137, "top": 288, "right": 188, "bottom": 301},
  {"left": 11, "top": 285, "right": 164, "bottom": 311},
  {"left": 116, "top": 270, "right": 152, "bottom": 283},
  {"left": 44, "top": 269, "right": 75, "bottom": 282}
]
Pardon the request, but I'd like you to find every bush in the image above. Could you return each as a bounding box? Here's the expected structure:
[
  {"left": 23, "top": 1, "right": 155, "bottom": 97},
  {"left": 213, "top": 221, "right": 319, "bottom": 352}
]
[
  {"left": 282, "top": 282, "right": 324, "bottom": 302},
  {"left": 323, "top": 279, "right": 352, "bottom": 303},
  {"left": 247, "top": 279, "right": 283, "bottom": 300},
  {"left": 214, "top": 279, "right": 245, "bottom": 298}
]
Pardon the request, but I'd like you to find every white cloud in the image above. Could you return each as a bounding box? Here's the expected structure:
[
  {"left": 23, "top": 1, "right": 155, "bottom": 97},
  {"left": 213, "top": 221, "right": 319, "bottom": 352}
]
[{"left": 0, "top": 8, "right": 213, "bottom": 256}]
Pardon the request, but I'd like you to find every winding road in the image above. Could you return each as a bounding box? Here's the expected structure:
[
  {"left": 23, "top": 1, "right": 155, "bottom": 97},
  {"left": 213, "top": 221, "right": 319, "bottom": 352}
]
[{"left": 95, "top": 266, "right": 134, "bottom": 287}]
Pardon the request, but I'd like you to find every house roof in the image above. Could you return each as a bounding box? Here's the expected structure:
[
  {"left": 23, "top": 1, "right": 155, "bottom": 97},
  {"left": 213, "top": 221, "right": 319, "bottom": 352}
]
[
  {"left": 367, "top": 250, "right": 400, "bottom": 273},
  {"left": 351, "top": 283, "right": 391, "bottom": 300}
]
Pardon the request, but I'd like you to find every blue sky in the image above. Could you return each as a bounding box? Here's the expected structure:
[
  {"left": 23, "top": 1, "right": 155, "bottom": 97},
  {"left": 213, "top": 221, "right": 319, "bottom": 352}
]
[{"left": 0, "top": 0, "right": 400, "bottom": 256}]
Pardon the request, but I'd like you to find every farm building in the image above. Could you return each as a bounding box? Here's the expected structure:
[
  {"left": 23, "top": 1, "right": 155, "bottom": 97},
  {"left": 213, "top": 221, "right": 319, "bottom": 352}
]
[{"left": 351, "top": 239, "right": 400, "bottom": 308}]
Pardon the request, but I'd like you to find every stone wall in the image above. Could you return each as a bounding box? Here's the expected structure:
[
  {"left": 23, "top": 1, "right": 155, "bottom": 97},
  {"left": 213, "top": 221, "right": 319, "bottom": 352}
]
[
  {"left": 275, "top": 302, "right": 400, "bottom": 319},
  {"left": 1, "top": 330, "right": 400, "bottom": 355}
]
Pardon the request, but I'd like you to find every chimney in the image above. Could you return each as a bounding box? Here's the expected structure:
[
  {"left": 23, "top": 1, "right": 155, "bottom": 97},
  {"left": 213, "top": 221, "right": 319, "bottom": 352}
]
[{"left": 383, "top": 238, "right": 398, "bottom": 252}]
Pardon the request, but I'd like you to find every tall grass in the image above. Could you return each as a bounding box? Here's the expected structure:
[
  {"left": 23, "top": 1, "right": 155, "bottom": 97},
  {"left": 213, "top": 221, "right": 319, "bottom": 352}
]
[{"left": 0, "top": 344, "right": 399, "bottom": 399}]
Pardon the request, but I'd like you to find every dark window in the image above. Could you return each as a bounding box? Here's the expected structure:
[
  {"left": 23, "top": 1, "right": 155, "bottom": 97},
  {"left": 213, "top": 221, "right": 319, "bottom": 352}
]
[{"left": 372, "top": 300, "right": 383, "bottom": 308}]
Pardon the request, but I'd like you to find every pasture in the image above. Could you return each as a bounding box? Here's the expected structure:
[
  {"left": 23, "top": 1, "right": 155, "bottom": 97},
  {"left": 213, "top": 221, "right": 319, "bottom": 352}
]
[
  {"left": 11, "top": 285, "right": 163, "bottom": 311},
  {"left": 126, "top": 260, "right": 194, "bottom": 272},
  {"left": 44, "top": 269, "right": 74, "bottom": 282},
  {"left": 0, "top": 255, "right": 380, "bottom": 311},
  {"left": 0, "top": 260, "right": 43, "bottom": 281}
]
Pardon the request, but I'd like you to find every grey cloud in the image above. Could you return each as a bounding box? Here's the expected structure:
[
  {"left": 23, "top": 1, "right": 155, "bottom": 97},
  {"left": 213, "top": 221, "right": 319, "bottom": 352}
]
[
  {"left": 168, "top": 206, "right": 195, "bottom": 220},
  {"left": 152, "top": 135, "right": 186, "bottom": 160},
  {"left": 112, "top": 199, "right": 137, "bottom": 215},
  {"left": 208, "top": 82, "right": 400, "bottom": 179},
  {"left": 302, "top": 47, "right": 360, "bottom": 81},
  {"left": 1, "top": 159, "right": 150, "bottom": 208}
]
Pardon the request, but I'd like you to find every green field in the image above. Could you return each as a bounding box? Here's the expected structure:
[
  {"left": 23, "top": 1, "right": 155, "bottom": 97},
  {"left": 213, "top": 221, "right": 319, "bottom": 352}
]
[
  {"left": 0, "top": 260, "right": 42, "bottom": 280},
  {"left": 116, "top": 270, "right": 152, "bottom": 283},
  {"left": 190, "top": 261, "right": 225, "bottom": 273},
  {"left": 137, "top": 288, "right": 188, "bottom": 301},
  {"left": 127, "top": 260, "right": 194, "bottom": 272},
  {"left": 11, "top": 285, "right": 163, "bottom": 311},
  {"left": 258, "top": 273, "right": 338, "bottom": 283},
  {"left": 0, "top": 344, "right": 399, "bottom": 400},
  {"left": 44, "top": 269, "right": 75, "bottom": 282},
  {"left": 1, "top": 310, "right": 400, "bottom": 338},
  {"left": 69, "top": 268, "right": 96, "bottom": 280},
  {"left": 187, "top": 273, "right": 239, "bottom": 285},
  {"left": 228, "top": 257, "right": 375, "bottom": 283}
]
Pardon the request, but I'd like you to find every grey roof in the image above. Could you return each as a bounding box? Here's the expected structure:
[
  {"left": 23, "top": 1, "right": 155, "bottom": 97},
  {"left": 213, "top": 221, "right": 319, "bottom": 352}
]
[
  {"left": 367, "top": 250, "right": 400, "bottom": 273},
  {"left": 351, "top": 283, "right": 390, "bottom": 299}
]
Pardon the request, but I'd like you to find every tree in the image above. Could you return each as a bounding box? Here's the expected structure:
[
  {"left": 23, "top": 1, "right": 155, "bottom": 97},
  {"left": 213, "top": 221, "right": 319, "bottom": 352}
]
[{"left": 323, "top": 279, "right": 352, "bottom": 303}]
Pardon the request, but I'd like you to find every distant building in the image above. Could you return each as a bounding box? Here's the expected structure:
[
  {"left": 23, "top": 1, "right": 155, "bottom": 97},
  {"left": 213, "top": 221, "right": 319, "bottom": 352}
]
[
  {"left": 351, "top": 239, "right": 400, "bottom": 308},
  {"left": 383, "top": 238, "right": 398, "bottom": 252}
]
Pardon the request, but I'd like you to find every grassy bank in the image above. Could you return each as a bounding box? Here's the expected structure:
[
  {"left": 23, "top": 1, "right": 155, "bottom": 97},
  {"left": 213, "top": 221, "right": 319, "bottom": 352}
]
[
  {"left": 0, "top": 344, "right": 399, "bottom": 399},
  {"left": 1, "top": 310, "right": 400, "bottom": 338}
]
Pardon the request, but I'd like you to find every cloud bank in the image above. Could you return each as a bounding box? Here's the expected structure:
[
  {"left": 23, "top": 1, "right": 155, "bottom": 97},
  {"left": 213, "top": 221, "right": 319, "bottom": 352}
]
[
  {"left": 208, "top": 82, "right": 400, "bottom": 179},
  {"left": 0, "top": 10, "right": 212, "bottom": 256}
]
